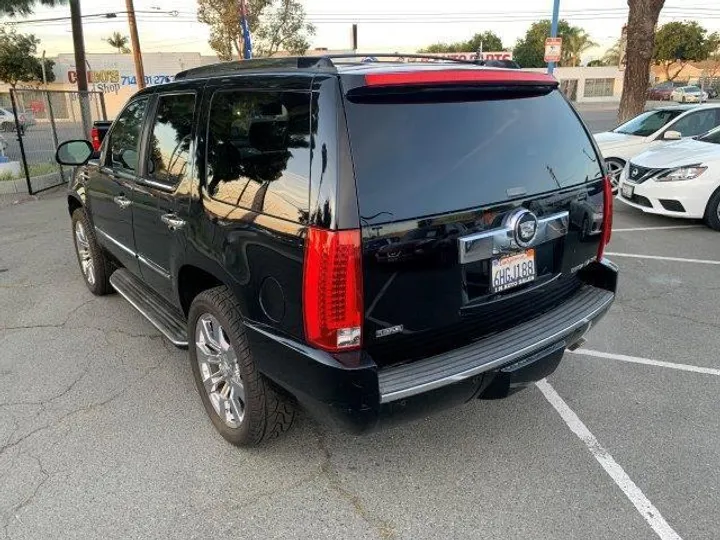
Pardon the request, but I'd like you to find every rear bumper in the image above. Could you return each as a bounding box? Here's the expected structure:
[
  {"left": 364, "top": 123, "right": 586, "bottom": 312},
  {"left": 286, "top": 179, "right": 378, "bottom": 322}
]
[{"left": 247, "top": 260, "right": 617, "bottom": 434}]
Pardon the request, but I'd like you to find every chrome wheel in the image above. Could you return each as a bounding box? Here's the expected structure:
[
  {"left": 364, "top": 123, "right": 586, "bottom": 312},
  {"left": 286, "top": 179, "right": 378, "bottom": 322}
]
[
  {"left": 195, "top": 314, "right": 245, "bottom": 428},
  {"left": 605, "top": 159, "right": 625, "bottom": 191},
  {"left": 74, "top": 220, "right": 95, "bottom": 286}
]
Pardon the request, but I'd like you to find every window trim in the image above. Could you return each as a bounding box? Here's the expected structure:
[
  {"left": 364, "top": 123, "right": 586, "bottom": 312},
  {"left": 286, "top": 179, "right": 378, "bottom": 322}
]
[
  {"left": 102, "top": 95, "right": 152, "bottom": 176},
  {"left": 137, "top": 90, "right": 198, "bottom": 192},
  {"left": 203, "top": 87, "right": 312, "bottom": 221}
]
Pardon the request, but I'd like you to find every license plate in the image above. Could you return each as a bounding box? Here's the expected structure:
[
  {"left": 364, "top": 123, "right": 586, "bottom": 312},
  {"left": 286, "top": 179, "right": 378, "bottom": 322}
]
[
  {"left": 621, "top": 183, "right": 634, "bottom": 199},
  {"left": 491, "top": 249, "right": 536, "bottom": 293}
]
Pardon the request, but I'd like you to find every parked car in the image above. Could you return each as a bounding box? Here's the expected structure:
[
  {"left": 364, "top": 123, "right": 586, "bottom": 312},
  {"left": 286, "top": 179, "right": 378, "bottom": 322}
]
[
  {"left": 595, "top": 103, "right": 720, "bottom": 190},
  {"left": 617, "top": 125, "right": 720, "bottom": 229},
  {"left": 0, "top": 107, "right": 26, "bottom": 134},
  {"left": 55, "top": 56, "right": 617, "bottom": 447},
  {"left": 671, "top": 86, "right": 708, "bottom": 103},
  {"left": 706, "top": 86, "right": 719, "bottom": 99},
  {"left": 647, "top": 81, "right": 686, "bottom": 101}
]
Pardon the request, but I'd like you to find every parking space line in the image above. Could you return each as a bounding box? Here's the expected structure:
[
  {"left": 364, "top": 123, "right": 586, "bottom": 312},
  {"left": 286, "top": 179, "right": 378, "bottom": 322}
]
[
  {"left": 536, "top": 379, "right": 683, "bottom": 540},
  {"left": 569, "top": 348, "right": 720, "bottom": 376},
  {"left": 605, "top": 252, "right": 720, "bottom": 265},
  {"left": 612, "top": 225, "right": 703, "bottom": 232}
]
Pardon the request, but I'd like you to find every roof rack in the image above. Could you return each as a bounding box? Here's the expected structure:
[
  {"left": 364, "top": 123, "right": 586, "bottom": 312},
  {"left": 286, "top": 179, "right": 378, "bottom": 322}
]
[{"left": 174, "top": 53, "right": 484, "bottom": 80}]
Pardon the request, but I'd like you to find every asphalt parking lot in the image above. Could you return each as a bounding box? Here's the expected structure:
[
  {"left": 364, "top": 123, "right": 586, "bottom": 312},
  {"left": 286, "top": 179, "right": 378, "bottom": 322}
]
[{"left": 1, "top": 110, "right": 720, "bottom": 539}]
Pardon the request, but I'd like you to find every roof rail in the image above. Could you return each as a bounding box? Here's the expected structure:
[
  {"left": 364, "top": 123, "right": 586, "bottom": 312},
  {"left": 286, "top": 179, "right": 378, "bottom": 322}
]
[{"left": 174, "top": 53, "right": 484, "bottom": 80}]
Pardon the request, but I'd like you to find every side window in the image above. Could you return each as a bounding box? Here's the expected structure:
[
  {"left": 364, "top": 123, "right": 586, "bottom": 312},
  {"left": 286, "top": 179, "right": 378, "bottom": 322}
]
[
  {"left": 205, "top": 90, "right": 311, "bottom": 223},
  {"left": 671, "top": 110, "right": 720, "bottom": 138},
  {"left": 106, "top": 98, "right": 148, "bottom": 173},
  {"left": 145, "top": 93, "right": 196, "bottom": 186}
]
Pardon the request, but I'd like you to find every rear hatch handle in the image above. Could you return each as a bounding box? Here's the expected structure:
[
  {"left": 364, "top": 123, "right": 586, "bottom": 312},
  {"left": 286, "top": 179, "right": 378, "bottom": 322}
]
[{"left": 458, "top": 210, "right": 569, "bottom": 264}]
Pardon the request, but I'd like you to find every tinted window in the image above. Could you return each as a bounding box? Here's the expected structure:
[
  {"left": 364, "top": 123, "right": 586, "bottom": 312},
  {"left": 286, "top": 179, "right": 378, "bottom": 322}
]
[
  {"left": 614, "top": 109, "right": 683, "bottom": 136},
  {"left": 700, "top": 127, "right": 720, "bottom": 144},
  {"left": 344, "top": 89, "right": 603, "bottom": 224},
  {"left": 671, "top": 110, "right": 720, "bottom": 137},
  {"left": 146, "top": 93, "right": 195, "bottom": 186},
  {"left": 205, "top": 90, "right": 311, "bottom": 223},
  {"left": 106, "top": 98, "right": 148, "bottom": 173}
]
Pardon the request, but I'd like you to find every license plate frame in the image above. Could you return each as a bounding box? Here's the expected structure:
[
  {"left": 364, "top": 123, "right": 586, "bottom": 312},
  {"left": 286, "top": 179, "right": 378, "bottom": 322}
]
[
  {"left": 621, "top": 183, "right": 634, "bottom": 199},
  {"left": 491, "top": 249, "right": 536, "bottom": 294}
]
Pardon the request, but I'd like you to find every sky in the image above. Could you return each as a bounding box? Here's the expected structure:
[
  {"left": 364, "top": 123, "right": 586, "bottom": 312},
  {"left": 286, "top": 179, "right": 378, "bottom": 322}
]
[{"left": 2, "top": 0, "right": 720, "bottom": 62}]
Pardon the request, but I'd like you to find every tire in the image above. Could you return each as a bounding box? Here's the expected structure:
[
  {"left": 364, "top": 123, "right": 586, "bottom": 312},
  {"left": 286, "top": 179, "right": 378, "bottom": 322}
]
[
  {"left": 704, "top": 190, "right": 720, "bottom": 231},
  {"left": 188, "top": 286, "right": 296, "bottom": 446},
  {"left": 604, "top": 158, "right": 625, "bottom": 193},
  {"left": 70, "top": 208, "right": 112, "bottom": 295}
]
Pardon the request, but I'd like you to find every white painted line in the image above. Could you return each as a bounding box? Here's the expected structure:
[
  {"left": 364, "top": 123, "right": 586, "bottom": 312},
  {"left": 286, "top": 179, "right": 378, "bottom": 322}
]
[
  {"left": 569, "top": 348, "right": 720, "bottom": 377},
  {"left": 612, "top": 225, "right": 703, "bottom": 232},
  {"left": 536, "top": 379, "right": 683, "bottom": 540},
  {"left": 605, "top": 252, "right": 720, "bottom": 265}
]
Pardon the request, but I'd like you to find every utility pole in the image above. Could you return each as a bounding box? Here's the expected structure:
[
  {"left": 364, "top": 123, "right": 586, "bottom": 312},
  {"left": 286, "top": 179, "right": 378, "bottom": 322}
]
[
  {"left": 352, "top": 24, "right": 358, "bottom": 51},
  {"left": 125, "top": 0, "right": 146, "bottom": 89},
  {"left": 548, "top": 0, "right": 561, "bottom": 75},
  {"left": 69, "top": 0, "right": 91, "bottom": 136}
]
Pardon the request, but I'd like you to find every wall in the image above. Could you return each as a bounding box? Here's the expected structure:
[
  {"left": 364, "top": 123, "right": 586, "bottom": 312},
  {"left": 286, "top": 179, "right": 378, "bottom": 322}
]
[{"left": 527, "top": 66, "right": 624, "bottom": 102}]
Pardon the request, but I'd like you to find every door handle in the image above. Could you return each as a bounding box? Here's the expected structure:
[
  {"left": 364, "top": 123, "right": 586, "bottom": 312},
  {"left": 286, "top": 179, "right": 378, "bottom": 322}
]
[
  {"left": 161, "top": 213, "right": 186, "bottom": 231},
  {"left": 113, "top": 195, "right": 131, "bottom": 210}
]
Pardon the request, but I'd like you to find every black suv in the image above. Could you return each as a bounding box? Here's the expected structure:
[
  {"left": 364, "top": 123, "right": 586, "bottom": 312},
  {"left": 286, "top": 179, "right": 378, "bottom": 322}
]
[{"left": 56, "top": 55, "right": 617, "bottom": 446}]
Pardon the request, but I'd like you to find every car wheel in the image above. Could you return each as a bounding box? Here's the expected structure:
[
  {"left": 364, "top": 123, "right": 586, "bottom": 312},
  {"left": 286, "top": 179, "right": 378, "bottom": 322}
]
[
  {"left": 604, "top": 158, "right": 625, "bottom": 193},
  {"left": 71, "top": 208, "right": 112, "bottom": 295},
  {"left": 704, "top": 190, "right": 720, "bottom": 231},
  {"left": 0, "top": 122, "right": 10, "bottom": 132},
  {"left": 188, "top": 286, "right": 296, "bottom": 446}
]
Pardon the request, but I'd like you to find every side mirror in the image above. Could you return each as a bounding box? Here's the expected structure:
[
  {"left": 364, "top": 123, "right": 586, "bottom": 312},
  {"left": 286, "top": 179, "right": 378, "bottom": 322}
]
[
  {"left": 56, "top": 140, "right": 93, "bottom": 166},
  {"left": 663, "top": 130, "right": 682, "bottom": 141}
]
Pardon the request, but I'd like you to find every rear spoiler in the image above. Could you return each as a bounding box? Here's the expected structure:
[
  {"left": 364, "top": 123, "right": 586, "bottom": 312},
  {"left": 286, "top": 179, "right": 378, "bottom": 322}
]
[{"left": 362, "top": 69, "right": 558, "bottom": 88}]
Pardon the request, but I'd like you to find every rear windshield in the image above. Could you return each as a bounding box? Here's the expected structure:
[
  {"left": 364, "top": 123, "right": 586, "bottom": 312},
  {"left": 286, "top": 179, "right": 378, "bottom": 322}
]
[
  {"left": 344, "top": 89, "right": 603, "bottom": 224},
  {"left": 614, "top": 109, "right": 683, "bottom": 137}
]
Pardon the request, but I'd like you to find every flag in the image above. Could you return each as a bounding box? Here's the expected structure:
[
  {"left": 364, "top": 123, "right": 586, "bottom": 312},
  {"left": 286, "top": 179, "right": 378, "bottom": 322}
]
[{"left": 240, "top": 0, "right": 253, "bottom": 59}]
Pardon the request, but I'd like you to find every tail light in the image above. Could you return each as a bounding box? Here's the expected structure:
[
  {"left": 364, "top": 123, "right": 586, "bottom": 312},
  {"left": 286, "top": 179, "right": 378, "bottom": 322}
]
[
  {"left": 91, "top": 127, "right": 101, "bottom": 152},
  {"left": 597, "top": 175, "right": 613, "bottom": 260},
  {"left": 303, "top": 227, "right": 363, "bottom": 352}
]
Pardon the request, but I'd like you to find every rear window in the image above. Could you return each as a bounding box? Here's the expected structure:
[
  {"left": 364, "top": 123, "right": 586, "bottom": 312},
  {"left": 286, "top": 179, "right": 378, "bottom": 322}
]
[{"left": 344, "top": 89, "right": 603, "bottom": 224}]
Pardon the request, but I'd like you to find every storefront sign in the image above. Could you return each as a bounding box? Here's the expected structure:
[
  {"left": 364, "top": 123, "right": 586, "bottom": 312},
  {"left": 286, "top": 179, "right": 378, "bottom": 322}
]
[
  {"left": 67, "top": 70, "right": 175, "bottom": 88},
  {"left": 406, "top": 52, "right": 514, "bottom": 62}
]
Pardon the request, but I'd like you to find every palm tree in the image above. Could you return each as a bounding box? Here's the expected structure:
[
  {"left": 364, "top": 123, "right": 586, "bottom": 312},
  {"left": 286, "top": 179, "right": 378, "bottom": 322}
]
[
  {"left": 0, "top": 0, "right": 66, "bottom": 16},
  {"left": 105, "top": 32, "right": 130, "bottom": 54},
  {"left": 602, "top": 40, "right": 622, "bottom": 67},
  {"left": 562, "top": 29, "right": 599, "bottom": 67}
]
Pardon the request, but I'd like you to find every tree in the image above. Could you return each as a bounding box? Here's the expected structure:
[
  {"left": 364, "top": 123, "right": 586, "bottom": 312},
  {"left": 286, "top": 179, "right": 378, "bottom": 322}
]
[
  {"left": 197, "top": 0, "right": 315, "bottom": 60},
  {"left": 105, "top": 32, "right": 130, "bottom": 54},
  {"left": 31, "top": 58, "right": 55, "bottom": 84},
  {"left": 0, "top": 28, "right": 42, "bottom": 88},
  {"left": 587, "top": 59, "right": 606, "bottom": 67},
  {"left": 654, "top": 22, "right": 717, "bottom": 81},
  {"left": 602, "top": 40, "right": 622, "bottom": 67},
  {"left": 563, "top": 30, "right": 598, "bottom": 67},
  {"left": 513, "top": 20, "right": 574, "bottom": 68},
  {"left": 0, "top": 0, "right": 65, "bottom": 16},
  {"left": 421, "top": 31, "right": 504, "bottom": 54},
  {"left": 618, "top": 0, "right": 665, "bottom": 124}
]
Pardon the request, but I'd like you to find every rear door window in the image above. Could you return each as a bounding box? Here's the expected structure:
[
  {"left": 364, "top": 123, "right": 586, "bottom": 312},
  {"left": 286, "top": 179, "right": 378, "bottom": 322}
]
[
  {"left": 145, "top": 93, "right": 196, "bottom": 187},
  {"left": 205, "top": 90, "right": 311, "bottom": 223},
  {"left": 344, "top": 89, "right": 603, "bottom": 224}
]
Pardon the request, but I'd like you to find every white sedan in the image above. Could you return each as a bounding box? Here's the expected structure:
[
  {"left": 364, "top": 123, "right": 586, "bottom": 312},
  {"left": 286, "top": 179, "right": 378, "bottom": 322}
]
[
  {"left": 594, "top": 104, "right": 720, "bottom": 191},
  {"left": 670, "top": 86, "right": 709, "bottom": 103},
  {"left": 616, "top": 126, "right": 720, "bottom": 230}
]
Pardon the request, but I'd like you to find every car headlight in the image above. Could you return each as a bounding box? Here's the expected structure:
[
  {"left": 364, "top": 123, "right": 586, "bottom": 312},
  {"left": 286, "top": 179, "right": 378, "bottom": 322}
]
[{"left": 656, "top": 165, "right": 708, "bottom": 181}]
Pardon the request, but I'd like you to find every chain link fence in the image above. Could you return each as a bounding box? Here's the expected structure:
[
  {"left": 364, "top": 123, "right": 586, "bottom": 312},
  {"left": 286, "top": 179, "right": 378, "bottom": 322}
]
[{"left": 0, "top": 89, "right": 107, "bottom": 195}]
